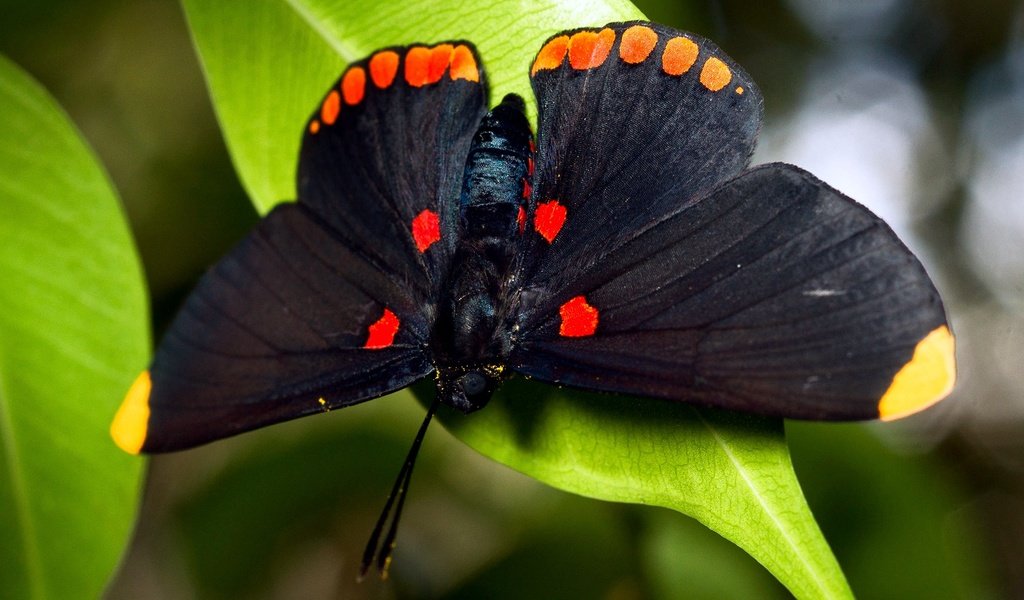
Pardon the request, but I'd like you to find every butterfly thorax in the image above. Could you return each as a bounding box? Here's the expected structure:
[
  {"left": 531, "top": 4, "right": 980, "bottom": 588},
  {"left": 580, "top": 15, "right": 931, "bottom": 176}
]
[{"left": 433, "top": 94, "right": 532, "bottom": 413}]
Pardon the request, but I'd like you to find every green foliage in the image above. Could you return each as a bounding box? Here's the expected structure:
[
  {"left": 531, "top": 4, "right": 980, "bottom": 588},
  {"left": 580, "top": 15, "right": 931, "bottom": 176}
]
[
  {"left": 788, "top": 422, "right": 998, "bottom": 599},
  {"left": 182, "top": 1, "right": 852, "bottom": 597},
  {"left": 437, "top": 382, "right": 852, "bottom": 599},
  {"left": 0, "top": 55, "right": 149, "bottom": 599}
]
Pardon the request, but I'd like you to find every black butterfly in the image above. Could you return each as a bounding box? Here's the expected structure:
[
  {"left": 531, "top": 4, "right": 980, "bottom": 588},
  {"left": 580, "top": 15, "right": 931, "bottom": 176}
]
[{"left": 112, "top": 21, "right": 955, "bottom": 576}]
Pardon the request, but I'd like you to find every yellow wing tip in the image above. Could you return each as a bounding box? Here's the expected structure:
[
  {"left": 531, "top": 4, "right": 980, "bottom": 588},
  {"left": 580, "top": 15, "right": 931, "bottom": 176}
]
[
  {"left": 110, "top": 370, "right": 152, "bottom": 454},
  {"left": 878, "top": 326, "right": 956, "bottom": 421}
]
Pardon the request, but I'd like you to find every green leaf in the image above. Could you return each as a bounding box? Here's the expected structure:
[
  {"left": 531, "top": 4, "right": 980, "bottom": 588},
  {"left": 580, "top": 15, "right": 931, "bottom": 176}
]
[
  {"left": 435, "top": 381, "right": 850, "bottom": 600},
  {"left": 0, "top": 55, "right": 149, "bottom": 599},
  {"left": 183, "top": 1, "right": 852, "bottom": 597}
]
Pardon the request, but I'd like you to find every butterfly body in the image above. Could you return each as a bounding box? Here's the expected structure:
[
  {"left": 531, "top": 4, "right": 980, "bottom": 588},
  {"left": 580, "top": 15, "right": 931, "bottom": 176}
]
[{"left": 435, "top": 94, "right": 532, "bottom": 411}]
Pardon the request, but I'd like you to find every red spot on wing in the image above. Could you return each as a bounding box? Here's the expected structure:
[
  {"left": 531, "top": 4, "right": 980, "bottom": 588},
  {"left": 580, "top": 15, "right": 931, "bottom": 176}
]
[
  {"left": 517, "top": 205, "right": 526, "bottom": 233},
  {"left": 411, "top": 209, "right": 441, "bottom": 252},
  {"left": 450, "top": 45, "right": 480, "bottom": 82},
  {"left": 405, "top": 47, "right": 431, "bottom": 87},
  {"left": 321, "top": 90, "right": 340, "bottom": 125},
  {"left": 527, "top": 156, "right": 535, "bottom": 175},
  {"left": 342, "top": 66, "right": 366, "bottom": 105},
  {"left": 428, "top": 44, "right": 454, "bottom": 83},
  {"left": 522, "top": 178, "right": 532, "bottom": 199},
  {"left": 370, "top": 51, "right": 400, "bottom": 88},
  {"left": 364, "top": 308, "right": 400, "bottom": 349},
  {"left": 559, "top": 296, "right": 599, "bottom": 337},
  {"left": 534, "top": 200, "right": 566, "bottom": 243}
]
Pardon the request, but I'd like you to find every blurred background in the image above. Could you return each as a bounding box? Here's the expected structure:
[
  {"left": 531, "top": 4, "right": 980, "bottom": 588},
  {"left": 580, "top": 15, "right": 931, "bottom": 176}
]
[{"left": 2, "top": 0, "right": 1022, "bottom": 597}]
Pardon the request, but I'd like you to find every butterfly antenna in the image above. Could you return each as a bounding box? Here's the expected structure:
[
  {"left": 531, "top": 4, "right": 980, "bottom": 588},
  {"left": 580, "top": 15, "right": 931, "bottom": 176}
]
[
  {"left": 376, "top": 457, "right": 415, "bottom": 575},
  {"left": 358, "top": 398, "right": 439, "bottom": 581}
]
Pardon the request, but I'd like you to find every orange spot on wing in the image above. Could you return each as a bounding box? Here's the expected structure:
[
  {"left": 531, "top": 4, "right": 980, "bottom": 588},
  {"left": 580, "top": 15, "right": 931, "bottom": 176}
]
[
  {"left": 559, "top": 296, "right": 599, "bottom": 337},
  {"left": 428, "top": 44, "right": 454, "bottom": 83},
  {"left": 405, "top": 46, "right": 431, "bottom": 87},
  {"left": 320, "top": 90, "right": 340, "bottom": 125},
  {"left": 735, "top": 85, "right": 745, "bottom": 95},
  {"left": 364, "top": 308, "right": 400, "bottom": 349},
  {"left": 342, "top": 66, "right": 366, "bottom": 105},
  {"left": 619, "top": 25, "right": 658, "bottom": 64},
  {"left": 878, "top": 326, "right": 956, "bottom": 421},
  {"left": 370, "top": 51, "right": 400, "bottom": 88},
  {"left": 110, "top": 370, "right": 151, "bottom": 454},
  {"left": 662, "top": 36, "right": 698, "bottom": 76},
  {"left": 699, "top": 57, "right": 732, "bottom": 91},
  {"left": 517, "top": 205, "right": 526, "bottom": 233},
  {"left": 532, "top": 35, "right": 569, "bottom": 75},
  {"left": 527, "top": 156, "right": 535, "bottom": 175},
  {"left": 450, "top": 45, "right": 480, "bottom": 82},
  {"left": 308, "top": 120, "right": 320, "bottom": 134},
  {"left": 411, "top": 209, "right": 441, "bottom": 252},
  {"left": 534, "top": 200, "right": 566, "bottom": 243},
  {"left": 568, "top": 28, "right": 615, "bottom": 70}
]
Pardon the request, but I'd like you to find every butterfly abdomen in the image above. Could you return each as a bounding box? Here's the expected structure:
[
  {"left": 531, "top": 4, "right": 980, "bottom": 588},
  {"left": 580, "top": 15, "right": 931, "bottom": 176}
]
[{"left": 458, "top": 94, "right": 532, "bottom": 237}]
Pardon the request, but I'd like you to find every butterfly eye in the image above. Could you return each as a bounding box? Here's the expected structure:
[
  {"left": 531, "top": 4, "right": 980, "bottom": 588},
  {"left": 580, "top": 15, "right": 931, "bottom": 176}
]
[{"left": 459, "top": 371, "right": 487, "bottom": 396}]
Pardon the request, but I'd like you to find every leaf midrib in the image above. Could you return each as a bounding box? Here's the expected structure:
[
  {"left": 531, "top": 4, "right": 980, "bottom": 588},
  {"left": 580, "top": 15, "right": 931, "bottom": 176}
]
[
  {"left": 698, "top": 412, "right": 834, "bottom": 599},
  {"left": 0, "top": 359, "right": 46, "bottom": 600},
  {"left": 282, "top": 0, "right": 360, "bottom": 61}
]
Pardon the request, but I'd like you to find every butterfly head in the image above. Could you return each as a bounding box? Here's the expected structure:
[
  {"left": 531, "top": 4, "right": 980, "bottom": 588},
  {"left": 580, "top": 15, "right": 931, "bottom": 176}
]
[{"left": 437, "top": 364, "right": 504, "bottom": 413}]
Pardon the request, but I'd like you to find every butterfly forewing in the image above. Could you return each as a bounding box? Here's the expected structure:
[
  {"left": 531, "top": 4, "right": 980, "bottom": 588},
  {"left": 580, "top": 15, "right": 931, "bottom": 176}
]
[
  {"left": 299, "top": 43, "right": 488, "bottom": 296},
  {"left": 518, "top": 22, "right": 763, "bottom": 300}
]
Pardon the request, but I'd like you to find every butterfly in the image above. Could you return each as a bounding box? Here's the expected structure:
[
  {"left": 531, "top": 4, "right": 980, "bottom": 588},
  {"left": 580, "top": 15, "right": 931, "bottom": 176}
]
[{"left": 111, "top": 21, "right": 956, "bottom": 576}]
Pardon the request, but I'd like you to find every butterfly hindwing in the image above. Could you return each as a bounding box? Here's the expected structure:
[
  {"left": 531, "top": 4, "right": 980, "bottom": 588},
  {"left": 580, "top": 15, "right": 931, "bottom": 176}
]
[
  {"left": 511, "top": 163, "right": 953, "bottom": 421},
  {"left": 137, "top": 204, "right": 433, "bottom": 452}
]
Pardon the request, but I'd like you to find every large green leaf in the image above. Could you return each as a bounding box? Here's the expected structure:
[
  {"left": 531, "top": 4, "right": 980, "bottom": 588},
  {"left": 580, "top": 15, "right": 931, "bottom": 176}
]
[
  {"left": 0, "top": 55, "right": 148, "bottom": 599},
  {"left": 435, "top": 381, "right": 849, "bottom": 600},
  {"left": 182, "top": 1, "right": 851, "bottom": 597}
]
